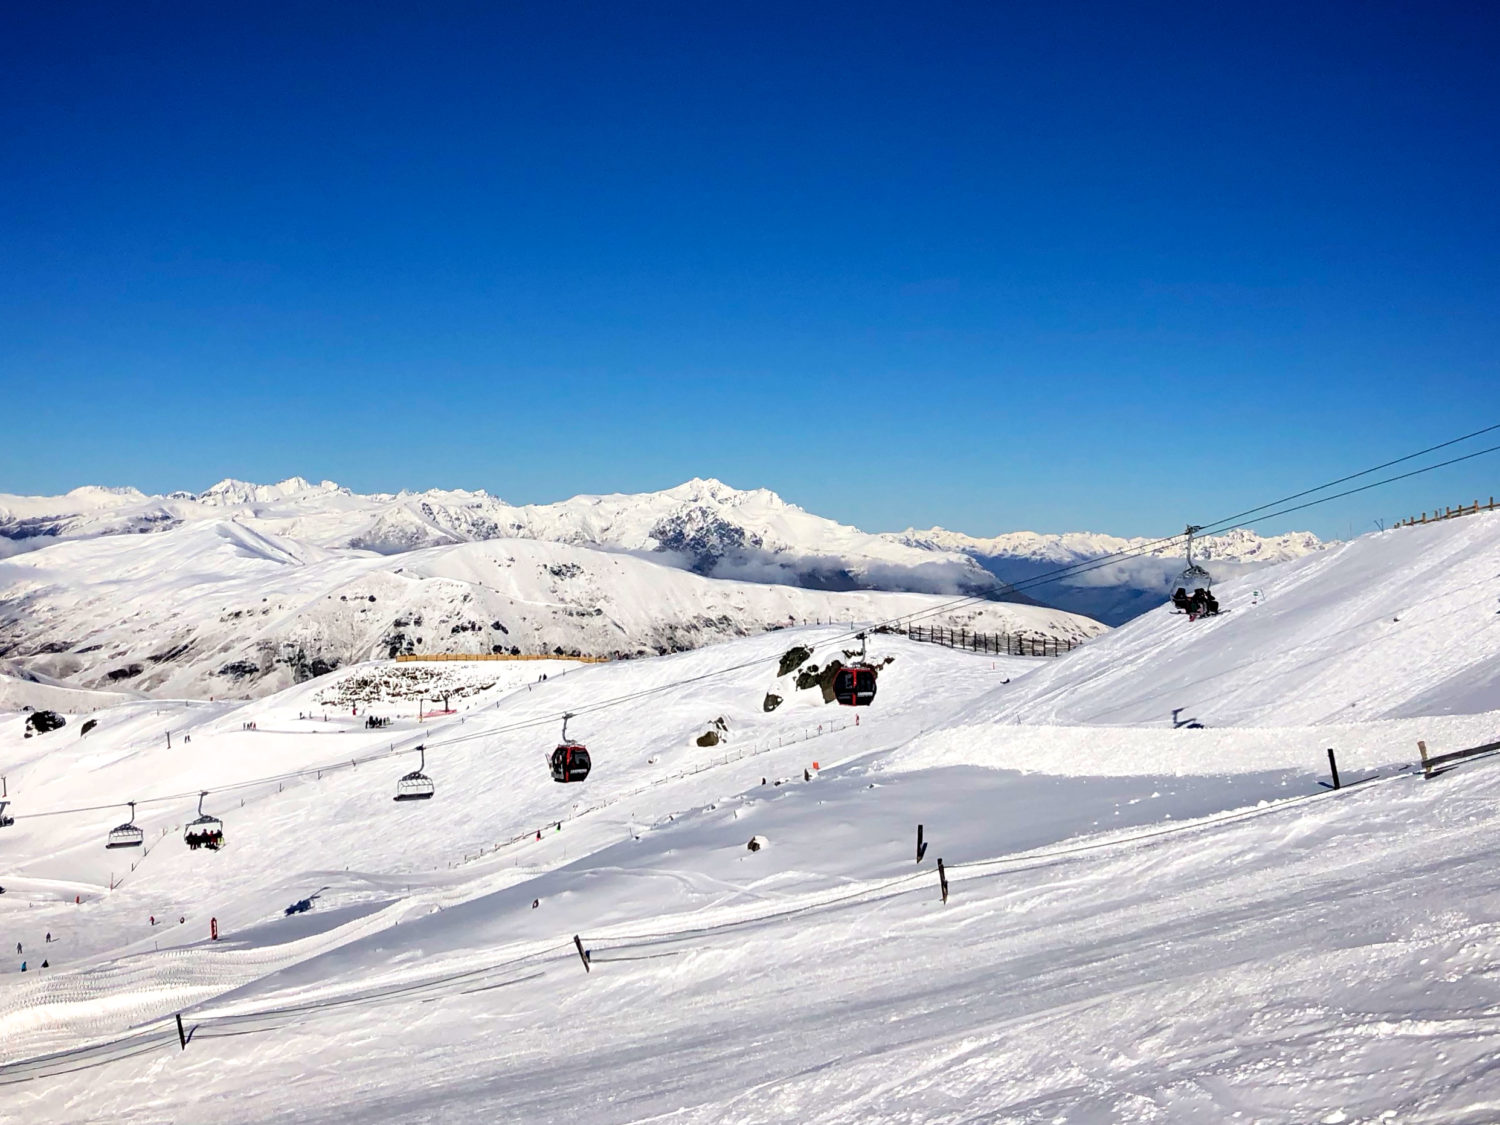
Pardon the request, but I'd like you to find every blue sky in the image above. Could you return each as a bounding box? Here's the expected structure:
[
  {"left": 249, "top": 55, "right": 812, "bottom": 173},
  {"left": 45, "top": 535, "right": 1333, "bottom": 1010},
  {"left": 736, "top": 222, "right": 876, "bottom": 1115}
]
[{"left": 2, "top": 1, "right": 1497, "bottom": 539}]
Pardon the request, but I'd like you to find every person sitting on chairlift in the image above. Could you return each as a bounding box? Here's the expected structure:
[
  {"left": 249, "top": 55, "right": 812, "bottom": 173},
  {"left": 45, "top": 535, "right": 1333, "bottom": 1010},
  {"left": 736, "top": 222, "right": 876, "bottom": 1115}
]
[{"left": 1172, "top": 587, "right": 1193, "bottom": 612}]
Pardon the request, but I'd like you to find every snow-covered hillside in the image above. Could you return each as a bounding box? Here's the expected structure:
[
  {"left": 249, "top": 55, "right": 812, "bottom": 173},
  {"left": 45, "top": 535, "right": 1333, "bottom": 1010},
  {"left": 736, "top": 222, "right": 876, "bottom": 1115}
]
[
  {"left": 895, "top": 524, "right": 1331, "bottom": 625},
  {"left": 0, "top": 519, "right": 1104, "bottom": 700},
  {"left": 1, "top": 513, "right": 1498, "bottom": 1121}
]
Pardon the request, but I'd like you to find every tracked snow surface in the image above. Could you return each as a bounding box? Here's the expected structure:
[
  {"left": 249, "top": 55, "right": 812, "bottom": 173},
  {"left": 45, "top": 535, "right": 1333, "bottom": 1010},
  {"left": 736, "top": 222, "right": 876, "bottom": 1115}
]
[{"left": 0, "top": 514, "right": 1497, "bottom": 1122}]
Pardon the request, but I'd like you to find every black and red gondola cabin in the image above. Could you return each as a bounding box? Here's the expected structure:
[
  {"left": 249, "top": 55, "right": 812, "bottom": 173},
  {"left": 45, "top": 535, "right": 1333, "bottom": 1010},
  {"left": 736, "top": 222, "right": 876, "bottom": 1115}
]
[
  {"left": 550, "top": 743, "right": 591, "bottom": 783},
  {"left": 833, "top": 664, "right": 877, "bottom": 707}
]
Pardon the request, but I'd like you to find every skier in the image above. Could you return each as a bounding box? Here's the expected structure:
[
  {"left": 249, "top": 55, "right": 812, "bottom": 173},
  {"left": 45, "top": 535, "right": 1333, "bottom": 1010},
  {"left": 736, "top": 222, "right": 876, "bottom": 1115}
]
[
  {"left": 19, "top": 961, "right": 25, "bottom": 972},
  {"left": 45, "top": 932, "right": 50, "bottom": 943},
  {"left": 1202, "top": 590, "right": 1221, "bottom": 616},
  {"left": 1171, "top": 587, "right": 1193, "bottom": 612},
  {"left": 40, "top": 959, "right": 48, "bottom": 969}
]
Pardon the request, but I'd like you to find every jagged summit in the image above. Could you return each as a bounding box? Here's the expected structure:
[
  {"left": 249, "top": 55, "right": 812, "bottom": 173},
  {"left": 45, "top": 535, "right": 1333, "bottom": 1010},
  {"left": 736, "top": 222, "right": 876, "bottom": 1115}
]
[
  {"left": 197, "top": 477, "right": 349, "bottom": 505},
  {"left": 62, "top": 485, "right": 147, "bottom": 502}
]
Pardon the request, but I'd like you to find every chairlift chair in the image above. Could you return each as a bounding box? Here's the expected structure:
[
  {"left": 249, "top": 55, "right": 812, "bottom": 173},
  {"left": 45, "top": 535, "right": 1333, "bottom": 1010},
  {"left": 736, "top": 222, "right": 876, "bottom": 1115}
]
[
  {"left": 1173, "top": 524, "right": 1213, "bottom": 594},
  {"left": 550, "top": 713, "right": 592, "bottom": 783},
  {"left": 184, "top": 791, "right": 225, "bottom": 851},
  {"left": 0, "top": 800, "right": 12, "bottom": 829},
  {"left": 833, "top": 634, "right": 878, "bottom": 707},
  {"left": 394, "top": 744, "right": 436, "bottom": 802},
  {"left": 106, "top": 801, "right": 144, "bottom": 849}
]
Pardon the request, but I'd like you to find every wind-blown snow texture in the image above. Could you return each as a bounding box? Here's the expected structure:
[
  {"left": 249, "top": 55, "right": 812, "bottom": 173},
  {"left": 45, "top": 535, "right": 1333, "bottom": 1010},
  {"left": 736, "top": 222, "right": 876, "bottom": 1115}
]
[{"left": 0, "top": 513, "right": 1497, "bottom": 1122}]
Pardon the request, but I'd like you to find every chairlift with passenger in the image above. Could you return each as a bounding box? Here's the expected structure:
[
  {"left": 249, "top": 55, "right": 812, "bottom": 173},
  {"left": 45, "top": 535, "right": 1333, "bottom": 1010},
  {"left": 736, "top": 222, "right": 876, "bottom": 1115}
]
[
  {"left": 833, "top": 633, "right": 878, "bottom": 707},
  {"left": 106, "top": 801, "right": 144, "bottom": 849},
  {"left": 1173, "top": 524, "right": 1213, "bottom": 594},
  {"left": 394, "top": 744, "right": 436, "bottom": 801},
  {"left": 550, "top": 713, "right": 591, "bottom": 783},
  {"left": 184, "top": 791, "right": 225, "bottom": 851}
]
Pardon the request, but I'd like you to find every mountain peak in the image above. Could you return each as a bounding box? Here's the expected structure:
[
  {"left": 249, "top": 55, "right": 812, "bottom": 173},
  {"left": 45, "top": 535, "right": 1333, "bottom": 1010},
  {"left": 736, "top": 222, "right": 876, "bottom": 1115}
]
[
  {"left": 661, "top": 477, "right": 791, "bottom": 510},
  {"left": 198, "top": 477, "right": 348, "bottom": 505},
  {"left": 667, "top": 477, "right": 738, "bottom": 499}
]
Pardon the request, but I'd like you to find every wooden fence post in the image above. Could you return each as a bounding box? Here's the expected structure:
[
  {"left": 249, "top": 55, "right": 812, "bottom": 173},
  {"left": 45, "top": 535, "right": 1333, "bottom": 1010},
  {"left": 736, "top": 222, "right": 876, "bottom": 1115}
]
[
  {"left": 916, "top": 824, "right": 927, "bottom": 864},
  {"left": 574, "top": 934, "right": 591, "bottom": 973},
  {"left": 1326, "top": 748, "right": 1340, "bottom": 790},
  {"left": 176, "top": 1012, "right": 187, "bottom": 1050},
  {"left": 1418, "top": 740, "right": 1431, "bottom": 778},
  {"left": 937, "top": 858, "right": 949, "bottom": 904}
]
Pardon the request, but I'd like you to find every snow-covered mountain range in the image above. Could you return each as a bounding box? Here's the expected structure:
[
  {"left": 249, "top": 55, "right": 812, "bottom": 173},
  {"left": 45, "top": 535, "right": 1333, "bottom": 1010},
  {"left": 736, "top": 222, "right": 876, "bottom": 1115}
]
[
  {"left": 0, "top": 508, "right": 1102, "bottom": 701},
  {"left": 1, "top": 476, "right": 1327, "bottom": 621},
  {"left": 0, "top": 477, "right": 1327, "bottom": 697},
  {"left": 0, "top": 477, "right": 1006, "bottom": 596}
]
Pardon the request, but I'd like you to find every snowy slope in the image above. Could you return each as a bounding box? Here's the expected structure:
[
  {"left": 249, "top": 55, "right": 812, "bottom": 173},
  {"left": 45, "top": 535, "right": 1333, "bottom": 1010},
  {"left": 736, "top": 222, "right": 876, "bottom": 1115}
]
[
  {"left": 0, "top": 521, "right": 1103, "bottom": 700},
  {"left": 0, "top": 514, "right": 1493, "bottom": 1123},
  {"left": 948, "top": 511, "right": 1500, "bottom": 729}
]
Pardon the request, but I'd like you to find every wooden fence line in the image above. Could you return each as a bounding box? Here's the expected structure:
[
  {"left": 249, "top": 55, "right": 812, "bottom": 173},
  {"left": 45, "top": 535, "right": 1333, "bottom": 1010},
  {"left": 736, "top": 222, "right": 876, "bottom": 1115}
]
[
  {"left": 901, "top": 624, "right": 1080, "bottom": 658},
  {"left": 1395, "top": 497, "right": 1497, "bottom": 528},
  {"left": 395, "top": 653, "right": 610, "bottom": 664},
  {"left": 1417, "top": 736, "right": 1500, "bottom": 778}
]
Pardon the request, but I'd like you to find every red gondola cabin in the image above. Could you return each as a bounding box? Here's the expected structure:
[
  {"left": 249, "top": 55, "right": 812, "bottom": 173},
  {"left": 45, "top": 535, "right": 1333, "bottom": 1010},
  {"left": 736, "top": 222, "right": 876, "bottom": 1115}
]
[
  {"left": 833, "top": 664, "right": 877, "bottom": 707},
  {"left": 550, "top": 743, "right": 591, "bottom": 783}
]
